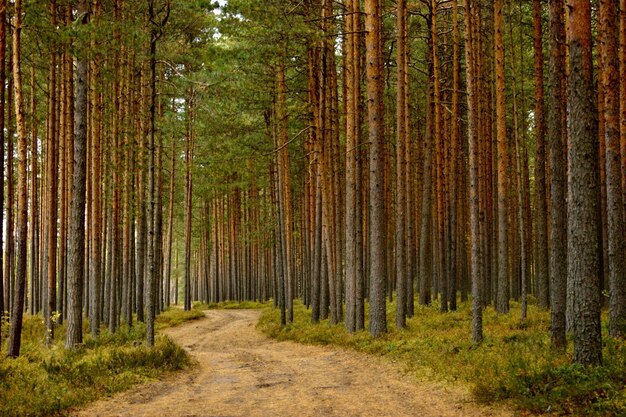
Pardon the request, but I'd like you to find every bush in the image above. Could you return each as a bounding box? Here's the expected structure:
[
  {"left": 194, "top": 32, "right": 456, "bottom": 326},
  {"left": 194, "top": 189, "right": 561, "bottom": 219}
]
[{"left": 0, "top": 310, "right": 195, "bottom": 417}]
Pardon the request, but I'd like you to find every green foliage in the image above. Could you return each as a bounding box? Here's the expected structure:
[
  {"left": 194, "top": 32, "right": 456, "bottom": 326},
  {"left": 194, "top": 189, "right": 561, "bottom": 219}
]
[
  {"left": 258, "top": 300, "right": 626, "bottom": 416},
  {"left": 0, "top": 309, "right": 200, "bottom": 417}
]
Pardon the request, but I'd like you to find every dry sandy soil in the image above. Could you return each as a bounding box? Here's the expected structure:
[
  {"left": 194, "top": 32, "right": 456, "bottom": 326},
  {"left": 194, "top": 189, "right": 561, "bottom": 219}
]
[{"left": 73, "top": 309, "right": 514, "bottom": 417}]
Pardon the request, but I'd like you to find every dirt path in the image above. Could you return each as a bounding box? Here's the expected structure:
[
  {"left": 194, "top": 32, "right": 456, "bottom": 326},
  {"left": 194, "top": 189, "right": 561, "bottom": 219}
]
[{"left": 74, "top": 310, "right": 514, "bottom": 417}]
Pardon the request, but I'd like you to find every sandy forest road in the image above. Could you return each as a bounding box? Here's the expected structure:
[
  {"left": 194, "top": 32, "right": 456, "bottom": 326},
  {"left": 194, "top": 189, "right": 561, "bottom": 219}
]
[{"left": 75, "top": 309, "right": 513, "bottom": 417}]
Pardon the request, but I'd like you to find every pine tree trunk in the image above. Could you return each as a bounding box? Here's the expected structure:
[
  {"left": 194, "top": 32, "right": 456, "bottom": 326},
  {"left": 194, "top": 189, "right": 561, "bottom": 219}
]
[
  {"left": 494, "top": 0, "right": 509, "bottom": 314},
  {"left": 533, "top": 0, "right": 548, "bottom": 319},
  {"left": 600, "top": 0, "right": 626, "bottom": 338},
  {"left": 0, "top": 0, "right": 6, "bottom": 345},
  {"left": 66, "top": 0, "right": 89, "bottom": 349},
  {"left": 365, "top": 0, "right": 386, "bottom": 338},
  {"left": 183, "top": 89, "right": 194, "bottom": 311},
  {"left": 548, "top": 0, "right": 567, "bottom": 350},
  {"left": 395, "top": 0, "right": 407, "bottom": 329},
  {"left": 567, "top": 0, "right": 602, "bottom": 366},
  {"left": 465, "top": 0, "right": 483, "bottom": 344},
  {"left": 7, "top": 0, "right": 28, "bottom": 357}
]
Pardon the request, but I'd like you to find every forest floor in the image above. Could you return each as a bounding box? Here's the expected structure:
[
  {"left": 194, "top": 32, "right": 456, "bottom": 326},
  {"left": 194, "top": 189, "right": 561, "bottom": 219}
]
[{"left": 73, "top": 309, "right": 513, "bottom": 417}]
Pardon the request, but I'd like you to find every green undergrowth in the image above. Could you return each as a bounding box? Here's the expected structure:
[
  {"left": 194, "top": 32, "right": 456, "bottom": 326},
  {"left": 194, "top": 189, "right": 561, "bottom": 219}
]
[
  {"left": 193, "top": 300, "right": 270, "bottom": 310},
  {"left": 258, "top": 299, "right": 626, "bottom": 416},
  {"left": 156, "top": 307, "right": 205, "bottom": 329},
  {"left": 0, "top": 307, "right": 200, "bottom": 417}
]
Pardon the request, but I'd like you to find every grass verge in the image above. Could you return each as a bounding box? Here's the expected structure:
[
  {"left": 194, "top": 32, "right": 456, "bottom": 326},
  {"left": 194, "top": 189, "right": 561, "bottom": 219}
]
[
  {"left": 258, "top": 299, "right": 626, "bottom": 416},
  {"left": 0, "top": 307, "right": 201, "bottom": 417}
]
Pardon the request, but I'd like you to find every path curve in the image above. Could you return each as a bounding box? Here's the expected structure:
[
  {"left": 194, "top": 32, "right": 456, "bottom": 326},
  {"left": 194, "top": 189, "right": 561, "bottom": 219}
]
[{"left": 74, "top": 310, "right": 512, "bottom": 417}]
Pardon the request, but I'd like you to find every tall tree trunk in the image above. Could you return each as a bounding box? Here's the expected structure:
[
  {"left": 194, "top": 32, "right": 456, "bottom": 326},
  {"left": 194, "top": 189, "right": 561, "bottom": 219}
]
[
  {"left": 494, "top": 0, "right": 509, "bottom": 314},
  {"left": 7, "top": 0, "right": 28, "bottom": 357},
  {"left": 163, "top": 133, "right": 176, "bottom": 307},
  {"left": 28, "top": 63, "right": 38, "bottom": 315},
  {"left": 66, "top": 0, "right": 89, "bottom": 349},
  {"left": 146, "top": 0, "right": 169, "bottom": 346},
  {"left": 89, "top": 3, "right": 102, "bottom": 335},
  {"left": 365, "top": 0, "right": 386, "bottom": 338},
  {"left": 183, "top": 89, "right": 194, "bottom": 312},
  {"left": 533, "top": 0, "right": 548, "bottom": 318},
  {"left": 600, "top": 0, "right": 626, "bottom": 338},
  {"left": 567, "top": 0, "right": 602, "bottom": 366},
  {"left": 419, "top": 23, "right": 434, "bottom": 307},
  {"left": 344, "top": 0, "right": 358, "bottom": 333},
  {"left": 45, "top": 0, "right": 58, "bottom": 344},
  {"left": 465, "top": 0, "right": 483, "bottom": 344},
  {"left": 0, "top": 0, "right": 6, "bottom": 345},
  {"left": 432, "top": 0, "right": 447, "bottom": 312},
  {"left": 395, "top": 0, "right": 407, "bottom": 329},
  {"left": 548, "top": 0, "right": 567, "bottom": 350}
]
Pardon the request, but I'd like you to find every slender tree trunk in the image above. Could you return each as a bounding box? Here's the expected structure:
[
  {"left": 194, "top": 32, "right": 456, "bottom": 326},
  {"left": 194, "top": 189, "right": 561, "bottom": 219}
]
[
  {"left": 533, "top": 0, "right": 548, "bottom": 319},
  {"left": 183, "top": 89, "right": 194, "bottom": 312},
  {"left": 28, "top": 63, "right": 38, "bottom": 315},
  {"left": 0, "top": 0, "right": 6, "bottom": 344},
  {"left": 146, "top": 0, "right": 169, "bottom": 346},
  {"left": 465, "top": 0, "right": 483, "bottom": 344},
  {"left": 89, "top": 0, "right": 102, "bottom": 337},
  {"left": 548, "top": 0, "right": 567, "bottom": 350},
  {"left": 344, "top": 0, "right": 357, "bottom": 333},
  {"left": 46, "top": 0, "right": 58, "bottom": 344},
  {"left": 66, "top": 0, "right": 89, "bottom": 349},
  {"left": 7, "top": 0, "right": 28, "bottom": 357},
  {"left": 365, "top": 0, "right": 386, "bottom": 338},
  {"left": 494, "top": 0, "right": 509, "bottom": 314},
  {"left": 163, "top": 134, "right": 175, "bottom": 307},
  {"left": 395, "top": 0, "right": 407, "bottom": 329},
  {"left": 599, "top": 0, "right": 625, "bottom": 338},
  {"left": 419, "top": 25, "right": 434, "bottom": 307}
]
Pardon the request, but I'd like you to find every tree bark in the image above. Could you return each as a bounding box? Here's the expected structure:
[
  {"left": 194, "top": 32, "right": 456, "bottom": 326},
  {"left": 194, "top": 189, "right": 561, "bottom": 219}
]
[
  {"left": 533, "top": 0, "right": 548, "bottom": 318},
  {"left": 395, "top": 0, "right": 408, "bottom": 329},
  {"left": 548, "top": 0, "right": 567, "bottom": 350},
  {"left": 7, "top": 0, "right": 28, "bottom": 357},
  {"left": 66, "top": 0, "right": 89, "bottom": 349},
  {"left": 567, "top": 0, "right": 602, "bottom": 366},
  {"left": 365, "top": 0, "right": 386, "bottom": 338},
  {"left": 465, "top": 0, "right": 483, "bottom": 344},
  {"left": 600, "top": 0, "right": 626, "bottom": 338}
]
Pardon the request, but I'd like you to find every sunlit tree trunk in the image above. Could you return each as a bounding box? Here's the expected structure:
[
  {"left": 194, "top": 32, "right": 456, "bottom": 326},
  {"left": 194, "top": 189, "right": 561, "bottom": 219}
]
[{"left": 7, "top": 0, "right": 29, "bottom": 357}]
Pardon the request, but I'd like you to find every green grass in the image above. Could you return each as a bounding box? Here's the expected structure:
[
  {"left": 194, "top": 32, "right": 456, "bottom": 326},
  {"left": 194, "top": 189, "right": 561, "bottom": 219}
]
[
  {"left": 0, "top": 307, "right": 201, "bottom": 417},
  {"left": 258, "top": 298, "right": 626, "bottom": 416}
]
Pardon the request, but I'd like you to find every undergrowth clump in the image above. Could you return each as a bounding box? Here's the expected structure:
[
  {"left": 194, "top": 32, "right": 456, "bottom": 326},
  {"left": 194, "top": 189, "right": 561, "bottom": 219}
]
[
  {"left": 258, "top": 299, "right": 626, "bottom": 416},
  {"left": 156, "top": 307, "right": 205, "bottom": 329},
  {"left": 0, "top": 307, "right": 198, "bottom": 417}
]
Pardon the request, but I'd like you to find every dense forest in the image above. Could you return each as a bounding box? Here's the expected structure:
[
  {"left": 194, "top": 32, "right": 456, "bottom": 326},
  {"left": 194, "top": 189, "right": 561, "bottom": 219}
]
[{"left": 0, "top": 0, "right": 625, "bottom": 402}]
